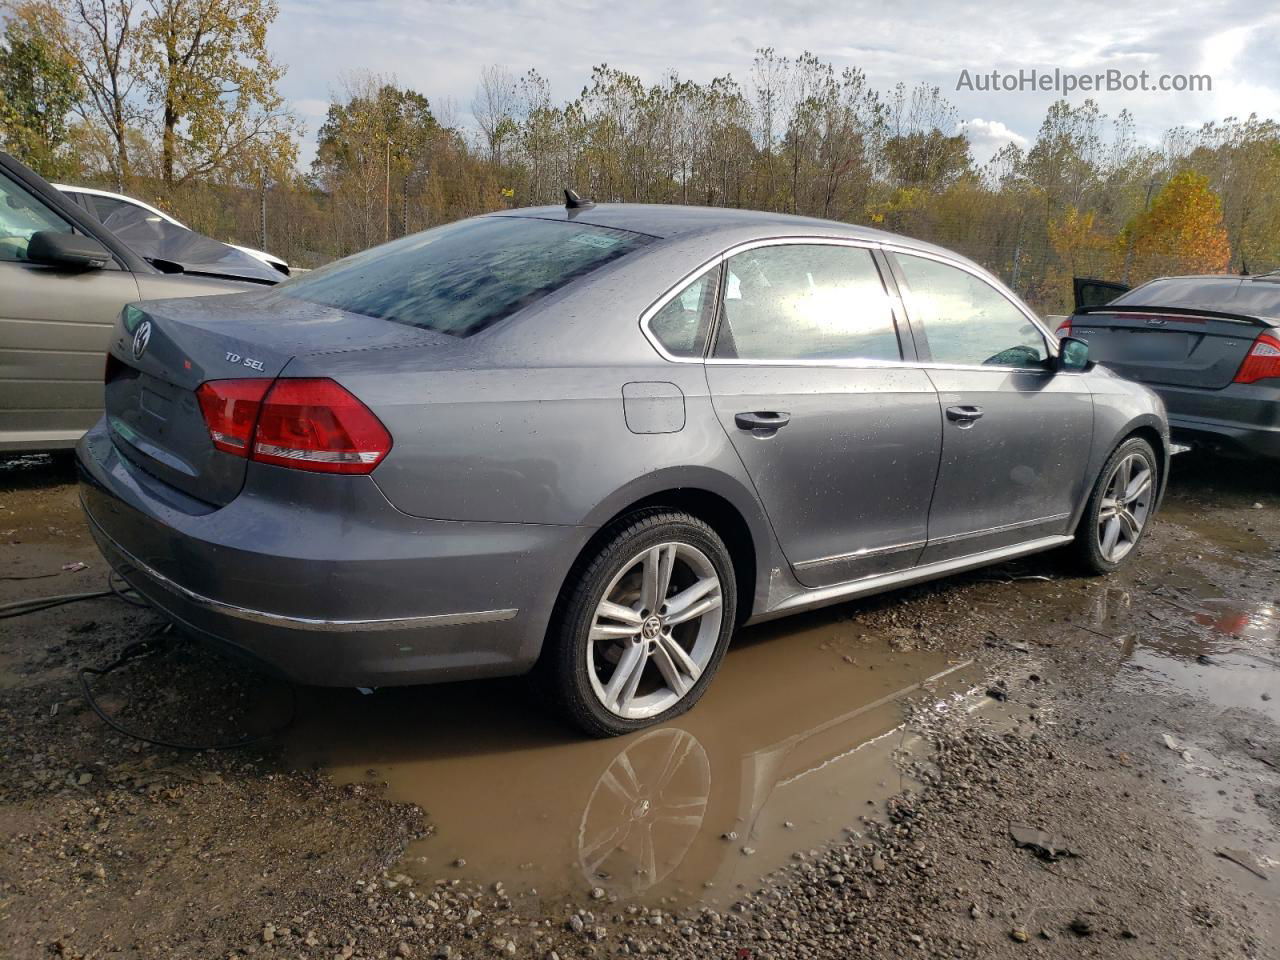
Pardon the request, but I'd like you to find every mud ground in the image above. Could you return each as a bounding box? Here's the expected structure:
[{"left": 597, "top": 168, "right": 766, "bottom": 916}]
[{"left": 0, "top": 451, "right": 1276, "bottom": 959}]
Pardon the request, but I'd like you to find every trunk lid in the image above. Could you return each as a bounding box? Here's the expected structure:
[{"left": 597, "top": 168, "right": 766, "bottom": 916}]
[
  {"left": 1068, "top": 307, "right": 1268, "bottom": 389},
  {"left": 104, "top": 289, "right": 450, "bottom": 506}
]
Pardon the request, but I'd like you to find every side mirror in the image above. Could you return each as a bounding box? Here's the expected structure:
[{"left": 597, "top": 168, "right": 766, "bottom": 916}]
[
  {"left": 26, "top": 231, "right": 111, "bottom": 270},
  {"left": 1057, "top": 336, "right": 1090, "bottom": 372}
]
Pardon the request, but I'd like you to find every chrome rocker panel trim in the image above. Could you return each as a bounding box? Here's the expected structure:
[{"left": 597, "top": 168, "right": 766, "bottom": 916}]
[{"left": 753, "top": 534, "right": 1074, "bottom": 623}]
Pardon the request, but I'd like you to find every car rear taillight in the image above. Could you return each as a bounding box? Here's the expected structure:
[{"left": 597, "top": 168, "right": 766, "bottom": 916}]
[
  {"left": 1055, "top": 317, "right": 1072, "bottom": 337},
  {"left": 196, "top": 377, "right": 392, "bottom": 474},
  {"left": 196, "top": 379, "right": 273, "bottom": 454},
  {"left": 1232, "top": 332, "right": 1280, "bottom": 385},
  {"left": 251, "top": 379, "right": 392, "bottom": 473}
]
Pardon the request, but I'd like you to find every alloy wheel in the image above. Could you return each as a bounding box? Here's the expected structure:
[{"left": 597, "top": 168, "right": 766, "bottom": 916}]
[
  {"left": 1097, "top": 452, "right": 1154, "bottom": 563},
  {"left": 586, "top": 542, "right": 723, "bottom": 720}
]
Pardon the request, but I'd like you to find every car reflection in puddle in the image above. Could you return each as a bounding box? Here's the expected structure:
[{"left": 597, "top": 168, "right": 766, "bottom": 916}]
[{"left": 284, "top": 614, "right": 973, "bottom": 905}]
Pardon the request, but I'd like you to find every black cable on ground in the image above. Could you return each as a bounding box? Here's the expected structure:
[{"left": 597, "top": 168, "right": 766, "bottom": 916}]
[
  {"left": 108, "top": 571, "right": 150, "bottom": 607},
  {"left": 7, "top": 571, "right": 298, "bottom": 749},
  {"left": 77, "top": 627, "right": 298, "bottom": 751},
  {"left": 0, "top": 588, "right": 115, "bottom": 619}
]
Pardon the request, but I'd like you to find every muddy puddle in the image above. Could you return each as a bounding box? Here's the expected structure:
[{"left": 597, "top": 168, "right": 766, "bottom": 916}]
[
  {"left": 1082, "top": 572, "right": 1280, "bottom": 939},
  {"left": 286, "top": 616, "right": 974, "bottom": 905}
]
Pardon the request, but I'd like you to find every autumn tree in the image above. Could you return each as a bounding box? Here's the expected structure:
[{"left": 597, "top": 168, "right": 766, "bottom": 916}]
[
  {"left": 883, "top": 84, "right": 971, "bottom": 190},
  {"left": 1043, "top": 206, "right": 1116, "bottom": 310},
  {"left": 472, "top": 64, "right": 517, "bottom": 167},
  {"left": 136, "top": 0, "right": 296, "bottom": 186},
  {"left": 1119, "top": 171, "right": 1231, "bottom": 283},
  {"left": 50, "top": 0, "right": 142, "bottom": 188},
  {"left": 1175, "top": 116, "right": 1280, "bottom": 273},
  {"left": 0, "top": 1, "right": 81, "bottom": 176},
  {"left": 314, "top": 74, "right": 443, "bottom": 252}
]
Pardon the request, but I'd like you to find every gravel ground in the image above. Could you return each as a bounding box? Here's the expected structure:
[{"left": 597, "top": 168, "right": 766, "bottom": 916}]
[{"left": 0, "top": 451, "right": 1276, "bottom": 959}]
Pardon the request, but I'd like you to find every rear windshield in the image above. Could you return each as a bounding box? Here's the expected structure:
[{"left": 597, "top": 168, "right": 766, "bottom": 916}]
[
  {"left": 1112, "top": 277, "right": 1280, "bottom": 320},
  {"left": 269, "top": 216, "right": 653, "bottom": 336}
]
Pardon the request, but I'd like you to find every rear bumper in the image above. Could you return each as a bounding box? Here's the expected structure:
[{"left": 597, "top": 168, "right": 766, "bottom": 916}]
[
  {"left": 77, "top": 419, "right": 588, "bottom": 686},
  {"left": 1168, "top": 416, "right": 1280, "bottom": 460},
  {"left": 1150, "top": 381, "right": 1280, "bottom": 460}
]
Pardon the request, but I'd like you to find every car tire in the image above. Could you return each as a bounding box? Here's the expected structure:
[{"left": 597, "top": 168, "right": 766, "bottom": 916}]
[
  {"left": 542, "top": 510, "right": 737, "bottom": 738},
  {"left": 1071, "top": 436, "right": 1159, "bottom": 575}
]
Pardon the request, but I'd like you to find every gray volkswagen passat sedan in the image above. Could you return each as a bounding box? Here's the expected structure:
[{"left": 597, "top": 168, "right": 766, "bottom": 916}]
[{"left": 78, "top": 202, "right": 1169, "bottom": 736}]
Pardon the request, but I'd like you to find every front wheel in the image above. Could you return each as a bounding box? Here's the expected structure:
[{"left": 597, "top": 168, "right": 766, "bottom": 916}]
[
  {"left": 1071, "top": 437, "right": 1158, "bottom": 575},
  {"left": 543, "top": 511, "right": 737, "bottom": 738}
]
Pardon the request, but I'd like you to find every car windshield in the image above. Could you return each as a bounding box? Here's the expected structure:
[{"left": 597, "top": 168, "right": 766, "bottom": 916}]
[
  {"left": 1111, "top": 276, "right": 1280, "bottom": 319},
  {"left": 270, "top": 216, "right": 654, "bottom": 337}
]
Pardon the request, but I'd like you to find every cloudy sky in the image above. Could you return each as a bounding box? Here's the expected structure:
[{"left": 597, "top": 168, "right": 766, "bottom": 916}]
[{"left": 274, "top": 0, "right": 1280, "bottom": 167}]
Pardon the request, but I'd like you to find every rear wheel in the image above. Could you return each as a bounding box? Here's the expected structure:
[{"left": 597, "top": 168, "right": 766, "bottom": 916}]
[
  {"left": 1071, "top": 437, "right": 1158, "bottom": 574},
  {"left": 544, "top": 511, "right": 737, "bottom": 738}
]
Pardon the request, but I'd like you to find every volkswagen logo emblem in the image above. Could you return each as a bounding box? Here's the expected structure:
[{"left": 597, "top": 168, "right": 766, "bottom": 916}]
[{"left": 132, "top": 319, "right": 152, "bottom": 360}]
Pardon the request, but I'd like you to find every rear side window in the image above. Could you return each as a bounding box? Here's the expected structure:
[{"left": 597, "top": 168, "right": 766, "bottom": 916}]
[
  {"left": 272, "top": 216, "right": 653, "bottom": 337},
  {"left": 712, "top": 244, "right": 900, "bottom": 361},
  {"left": 894, "top": 254, "right": 1047, "bottom": 368},
  {"left": 648, "top": 265, "right": 721, "bottom": 358}
]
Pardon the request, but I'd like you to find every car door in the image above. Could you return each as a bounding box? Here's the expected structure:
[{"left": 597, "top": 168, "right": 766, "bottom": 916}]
[
  {"left": 886, "top": 251, "right": 1094, "bottom": 563},
  {"left": 0, "top": 167, "right": 141, "bottom": 450},
  {"left": 702, "top": 241, "right": 942, "bottom": 588}
]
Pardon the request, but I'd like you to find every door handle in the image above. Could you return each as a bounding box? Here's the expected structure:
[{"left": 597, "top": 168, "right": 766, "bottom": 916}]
[
  {"left": 945, "top": 405, "right": 984, "bottom": 423},
  {"left": 735, "top": 411, "right": 791, "bottom": 432}
]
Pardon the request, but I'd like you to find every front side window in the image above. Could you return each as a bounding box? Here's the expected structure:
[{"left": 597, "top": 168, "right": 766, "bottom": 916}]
[
  {"left": 895, "top": 254, "right": 1047, "bottom": 368},
  {"left": 270, "top": 216, "right": 654, "bottom": 338},
  {"left": 712, "top": 244, "right": 900, "bottom": 361},
  {"left": 0, "top": 170, "right": 73, "bottom": 262},
  {"left": 648, "top": 265, "right": 721, "bottom": 357}
]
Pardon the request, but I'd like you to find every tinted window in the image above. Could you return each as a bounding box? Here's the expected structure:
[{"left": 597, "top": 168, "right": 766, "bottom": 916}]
[
  {"left": 0, "top": 170, "right": 73, "bottom": 262},
  {"left": 649, "top": 265, "right": 720, "bottom": 357},
  {"left": 1113, "top": 276, "right": 1280, "bottom": 320},
  {"left": 89, "top": 194, "right": 139, "bottom": 223},
  {"left": 713, "top": 244, "right": 900, "bottom": 361},
  {"left": 271, "top": 216, "right": 653, "bottom": 337},
  {"left": 895, "top": 254, "right": 1047, "bottom": 368}
]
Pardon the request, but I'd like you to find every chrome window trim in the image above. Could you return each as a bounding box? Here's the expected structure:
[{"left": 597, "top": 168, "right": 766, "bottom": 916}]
[
  {"left": 700, "top": 357, "right": 1055, "bottom": 373},
  {"left": 793, "top": 538, "right": 926, "bottom": 570},
  {"left": 639, "top": 235, "right": 891, "bottom": 365},
  {"left": 638, "top": 235, "right": 1062, "bottom": 372}
]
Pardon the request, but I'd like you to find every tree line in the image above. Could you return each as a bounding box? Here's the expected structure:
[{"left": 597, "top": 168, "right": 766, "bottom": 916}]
[{"left": 2, "top": 0, "right": 1277, "bottom": 312}]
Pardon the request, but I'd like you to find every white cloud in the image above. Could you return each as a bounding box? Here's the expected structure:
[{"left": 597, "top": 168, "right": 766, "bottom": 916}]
[{"left": 957, "top": 118, "right": 1030, "bottom": 164}]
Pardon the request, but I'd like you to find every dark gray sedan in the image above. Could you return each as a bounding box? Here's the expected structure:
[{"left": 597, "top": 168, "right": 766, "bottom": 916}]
[
  {"left": 78, "top": 202, "right": 1169, "bottom": 736},
  {"left": 1065, "top": 274, "right": 1280, "bottom": 459}
]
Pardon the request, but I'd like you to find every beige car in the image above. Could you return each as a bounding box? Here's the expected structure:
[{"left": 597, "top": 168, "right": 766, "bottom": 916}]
[{"left": 0, "top": 151, "right": 267, "bottom": 452}]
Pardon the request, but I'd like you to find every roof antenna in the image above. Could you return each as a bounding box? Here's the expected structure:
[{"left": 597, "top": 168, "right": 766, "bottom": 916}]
[{"left": 564, "top": 188, "right": 594, "bottom": 210}]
